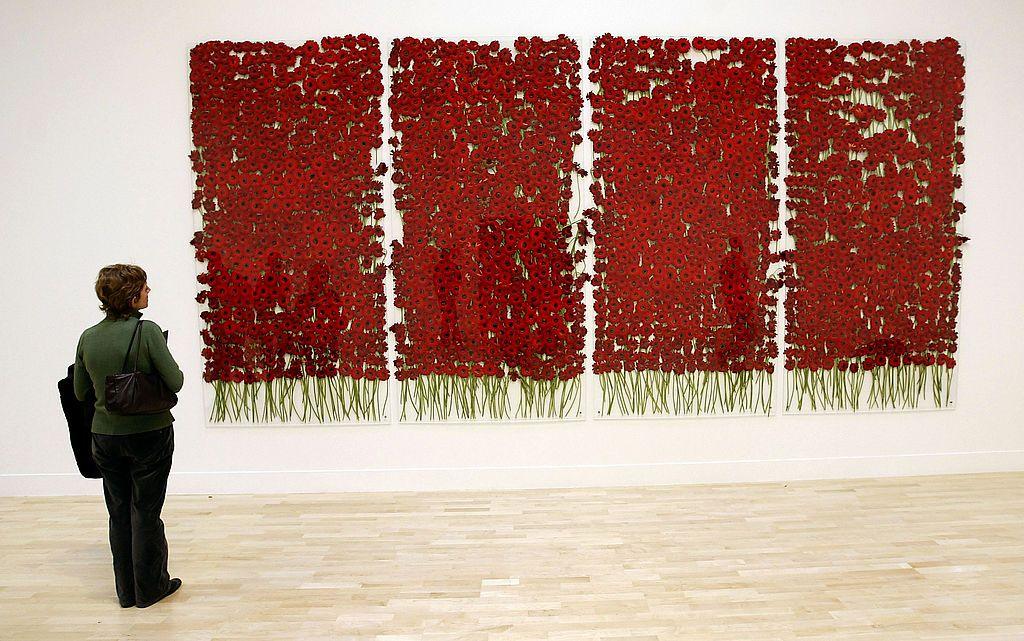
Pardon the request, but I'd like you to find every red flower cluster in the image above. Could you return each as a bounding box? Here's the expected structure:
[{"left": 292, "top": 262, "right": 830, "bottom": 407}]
[
  {"left": 189, "top": 36, "right": 388, "bottom": 386},
  {"left": 388, "top": 37, "right": 586, "bottom": 383},
  {"left": 784, "top": 38, "right": 965, "bottom": 373},
  {"left": 589, "top": 35, "right": 782, "bottom": 375}
]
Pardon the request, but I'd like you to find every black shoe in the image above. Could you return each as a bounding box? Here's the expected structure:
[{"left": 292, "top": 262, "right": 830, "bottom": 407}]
[
  {"left": 137, "top": 578, "right": 181, "bottom": 609},
  {"left": 119, "top": 599, "right": 136, "bottom": 608}
]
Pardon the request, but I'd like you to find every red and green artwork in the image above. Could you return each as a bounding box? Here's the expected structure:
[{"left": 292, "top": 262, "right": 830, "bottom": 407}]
[
  {"left": 186, "top": 32, "right": 968, "bottom": 424},
  {"left": 589, "top": 36, "right": 782, "bottom": 416},
  {"left": 783, "top": 38, "right": 965, "bottom": 411},
  {"left": 189, "top": 36, "right": 388, "bottom": 422},
  {"left": 388, "top": 36, "right": 587, "bottom": 420}
]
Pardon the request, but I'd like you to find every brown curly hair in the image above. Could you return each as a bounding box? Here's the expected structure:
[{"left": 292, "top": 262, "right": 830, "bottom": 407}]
[{"left": 95, "top": 264, "right": 148, "bottom": 319}]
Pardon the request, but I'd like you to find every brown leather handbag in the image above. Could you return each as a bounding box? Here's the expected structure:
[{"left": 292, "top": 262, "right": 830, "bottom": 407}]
[{"left": 104, "top": 319, "right": 178, "bottom": 415}]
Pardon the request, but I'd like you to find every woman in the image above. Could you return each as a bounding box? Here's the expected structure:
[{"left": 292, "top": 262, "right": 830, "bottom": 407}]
[{"left": 74, "top": 264, "right": 183, "bottom": 608}]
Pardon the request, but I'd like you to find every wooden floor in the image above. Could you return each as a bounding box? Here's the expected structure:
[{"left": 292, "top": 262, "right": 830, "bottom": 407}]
[{"left": 1, "top": 472, "right": 1022, "bottom": 640}]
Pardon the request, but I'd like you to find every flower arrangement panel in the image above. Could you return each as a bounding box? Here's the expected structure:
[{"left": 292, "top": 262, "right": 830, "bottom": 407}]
[
  {"left": 189, "top": 36, "right": 389, "bottom": 423},
  {"left": 783, "top": 38, "right": 965, "bottom": 411},
  {"left": 589, "top": 36, "right": 782, "bottom": 416},
  {"left": 389, "top": 37, "right": 586, "bottom": 421}
]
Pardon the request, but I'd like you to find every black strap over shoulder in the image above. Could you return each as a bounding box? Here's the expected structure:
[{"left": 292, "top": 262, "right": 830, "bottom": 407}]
[{"left": 121, "top": 318, "right": 144, "bottom": 374}]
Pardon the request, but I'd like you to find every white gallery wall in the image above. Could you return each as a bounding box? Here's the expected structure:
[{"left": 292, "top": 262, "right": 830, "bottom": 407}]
[{"left": 2, "top": 0, "right": 1022, "bottom": 496}]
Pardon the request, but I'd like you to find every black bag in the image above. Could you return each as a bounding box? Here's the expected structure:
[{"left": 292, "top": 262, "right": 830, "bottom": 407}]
[
  {"left": 58, "top": 364, "right": 102, "bottom": 479},
  {"left": 104, "top": 318, "right": 178, "bottom": 415}
]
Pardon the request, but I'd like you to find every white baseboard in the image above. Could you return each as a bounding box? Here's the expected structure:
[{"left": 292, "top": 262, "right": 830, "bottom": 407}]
[{"left": 3, "top": 449, "right": 1022, "bottom": 496}]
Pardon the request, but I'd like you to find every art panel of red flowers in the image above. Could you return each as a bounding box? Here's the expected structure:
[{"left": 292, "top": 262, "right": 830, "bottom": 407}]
[
  {"left": 389, "top": 36, "right": 587, "bottom": 420},
  {"left": 783, "top": 38, "right": 965, "bottom": 411},
  {"left": 189, "top": 35, "right": 389, "bottom": 423},
  {"left": 589, "top": 35, "right": 782, "bottom": 416}
]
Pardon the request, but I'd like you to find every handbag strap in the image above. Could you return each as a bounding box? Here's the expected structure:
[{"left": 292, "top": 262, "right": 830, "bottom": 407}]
[{"left": 121, "top": 318, "right": 144, "bottom": 374}]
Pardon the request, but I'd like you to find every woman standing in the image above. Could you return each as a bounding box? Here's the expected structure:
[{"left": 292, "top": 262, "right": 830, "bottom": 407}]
[{"left": 74, "top": 264, "right": 183, "bottom": 608}]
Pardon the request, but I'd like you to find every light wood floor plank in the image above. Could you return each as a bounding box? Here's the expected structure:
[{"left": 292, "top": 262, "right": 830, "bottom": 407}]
[{"left": 1, "top": 472, "right": 1022, "bottom": 640}]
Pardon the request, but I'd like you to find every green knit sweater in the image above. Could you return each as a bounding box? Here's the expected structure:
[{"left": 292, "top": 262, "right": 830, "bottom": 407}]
[{"left": 74, "top": 311, "right": 184, "bottom": 435}]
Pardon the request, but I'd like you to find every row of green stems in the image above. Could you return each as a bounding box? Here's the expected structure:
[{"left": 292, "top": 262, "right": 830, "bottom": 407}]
[
  {"left": 399, "top": 374, "right": 581, "bottom": 421},
  {"left": 787, "top": 364, "right": 953, "bottom": 411},
  {"left": 599, "top": 369, "right": 772, "bottom": 416},
  {"left": 210, "top": 376, "right": 386, "bottom": 423}
]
